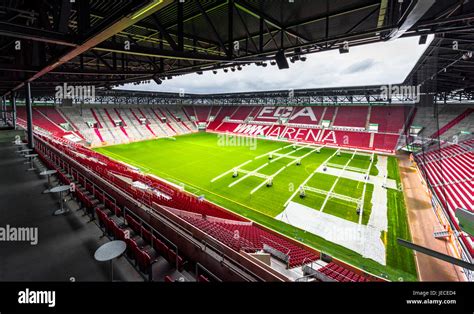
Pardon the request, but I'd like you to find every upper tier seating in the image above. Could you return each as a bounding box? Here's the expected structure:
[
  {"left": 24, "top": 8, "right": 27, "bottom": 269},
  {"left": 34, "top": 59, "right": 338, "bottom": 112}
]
[
  {"left": 26, "top": 106, "right": 196, "bottom": 146},
  {"left": 207, "top": 106, "right": 237, "bottom": 130},
  {"left": 231, "top": 106, "right": 255, "bottom": 121},
  {"left": 22, "top": 105, "right": 412, "bottom": 154},
  {"left": 369, "top": 106, "right": 411, "bottom": 133},
  {"left": 16, "top": 106, "right": 68, "bottom": 137},
  {"left": 35, "top": 107, "right": 68, "bottom": 125},
  {"left": 332, "top": 106, "right": 368, "bottom": 128},
  {"left": 411, "top": 105, "right": 472, "bottom": 140},
  {"left": 194, "top": 106, "right": 212, "bottom": 122}
]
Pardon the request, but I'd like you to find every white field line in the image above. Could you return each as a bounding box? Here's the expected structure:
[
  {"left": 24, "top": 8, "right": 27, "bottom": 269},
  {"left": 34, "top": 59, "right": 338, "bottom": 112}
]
[
  {"left": 358, "top": 152, "right": 375, "bottom": 225},
  {"left": 283, "top": 149, "right": 340, "bottom": 207},
  {"left": 268, "top": 144, "right": 318, "bottom": 160},
  {"left": 239, "top": 169, "right": 269, "bottom": 179},
  {"left": 319, "top": 150, "right": 357, "bottom": 212},
  {"left": 210, "top": 159, "right": 252, "bottom": 182},
  {"left": 254, "top": 144, "right": 293, "bottom": 159},
  {"left": 250, "top": 165, "right": 288, "bottom": 195},
  {"left": 304, "top": 186, "right": 359, "bottom": 203},
  {"left": 286, "top": 147, "right": 319, "bottom": 166},
  {"left": 271, "top": 153, "right": 301, "bottom": 160},
  {"left": 269, "top": 145, "right": 309, "bottom": 163},
  {"left": 228, "top": 162, "right": 269, "bottom": 187},
  {"left": 326, "top": 162, "right": 366, "bottom": 173}
]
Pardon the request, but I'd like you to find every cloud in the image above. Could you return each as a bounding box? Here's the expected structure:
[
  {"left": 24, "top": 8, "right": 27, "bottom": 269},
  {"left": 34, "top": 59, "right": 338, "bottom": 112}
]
[
  {"left": 117, "top": 35, "right": 433, "bottom": 94},
  {"left": 343, "top": 58, "right": 376, "bottom": 74}
]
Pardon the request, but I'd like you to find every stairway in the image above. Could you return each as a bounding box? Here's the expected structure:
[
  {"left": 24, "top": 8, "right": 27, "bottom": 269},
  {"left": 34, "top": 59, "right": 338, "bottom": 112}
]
[
  {"left": 365, "top": 106, "right": 372, "bottom": 129},
  {"left": 330, "top": 107, "right": 339, "bottom": 127}
]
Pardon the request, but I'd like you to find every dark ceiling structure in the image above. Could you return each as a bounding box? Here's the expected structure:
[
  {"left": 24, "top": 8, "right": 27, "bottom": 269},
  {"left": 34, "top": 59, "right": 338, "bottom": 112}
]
[
  {"left": 0, "top": 0, "right": 473, "bottom": 98},
  {"left": 404, "top": 32, "right": 474, "bottom": 95}
]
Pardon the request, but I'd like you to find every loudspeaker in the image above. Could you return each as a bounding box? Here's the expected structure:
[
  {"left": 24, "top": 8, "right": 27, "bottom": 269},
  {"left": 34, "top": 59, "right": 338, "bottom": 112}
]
[
  {"left": 419, "top": 35, "right": 427, "bottom": 45},
  {"left": 152, "top": 75, "right": 162, "bottom": 85},
  {"left": 275, "top": 50, "right": 289, "bottom": 69}
]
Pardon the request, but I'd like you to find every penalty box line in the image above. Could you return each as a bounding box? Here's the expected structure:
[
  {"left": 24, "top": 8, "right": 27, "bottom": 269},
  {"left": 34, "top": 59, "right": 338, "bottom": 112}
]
[
  {"left": 283, "top": 149, "right": 340, "bottom": 207},
  {"left": 254, "top": 144, "right": 294, "bottom": 159},
  {"left": 231, "top": 144, "right": 321, "bottom": 190},
  {"left": 211, "top": 144, "right": 295, "bottom": 184},
  {"left": 268, "top": 144, "right": 309, "bottom": 163},
  {"left": 319, "top": 150, "right": 358, "bottom": 213},
  {"left": 228, "top": 161, "right": 270, "bottom": 187},
  {"left": 250, "top": 165, "right": 288, "bottom": 195},
  {"left": 358, "top": 151, "right": 375, "bottom": 225},
  {"left": 210, "top": 159, "right": 253, "bottom": 183}
]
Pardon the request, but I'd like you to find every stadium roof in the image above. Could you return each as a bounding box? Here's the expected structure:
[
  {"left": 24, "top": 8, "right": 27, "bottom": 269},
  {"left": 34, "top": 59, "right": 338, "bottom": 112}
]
[
  {"left": 1, "top": 0, "right": 473, "bottom": 97},
  {"left": 404, "top": 33, "right": 474, "bottom": 94}
]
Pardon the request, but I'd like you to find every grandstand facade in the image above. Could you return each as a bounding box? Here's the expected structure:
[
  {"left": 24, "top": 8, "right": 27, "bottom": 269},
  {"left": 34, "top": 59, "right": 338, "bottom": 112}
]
[{"left": 5, "top": 91, "right": 473, "bottom": 282}]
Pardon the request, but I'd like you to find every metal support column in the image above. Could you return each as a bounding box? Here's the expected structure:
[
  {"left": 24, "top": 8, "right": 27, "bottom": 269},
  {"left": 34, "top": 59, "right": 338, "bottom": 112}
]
[
  {"left": 11, "top": 92, "right": 17, "bottom": 129},
  {"left": 25, "top": 82, "right": 34, "bottom": 149},
  {"left": 1, "top": 96, "right": 5, "bottom": 124}
]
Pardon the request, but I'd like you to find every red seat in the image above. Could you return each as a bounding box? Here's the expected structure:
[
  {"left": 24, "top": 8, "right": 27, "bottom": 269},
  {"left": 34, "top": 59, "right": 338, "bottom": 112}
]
[
  {"left": 126, "top": 216, "right": 141, "bottom": 233},
  {"left": 141, "top": 226, "right": 152, "bottom": 244},
  {"left": 197, "top": 274, "right": 210, "bottom": 282},
  {"left": 152, "top": 236, "right": 168, "bottom": 255},
  {"left": 167, "top": 249, "right": 184, "bottom": 271}
]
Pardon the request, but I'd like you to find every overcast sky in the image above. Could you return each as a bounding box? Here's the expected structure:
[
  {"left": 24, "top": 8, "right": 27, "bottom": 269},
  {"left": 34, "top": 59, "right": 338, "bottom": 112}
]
[{"left": 116, "top": 35, "right": 433, "bottom": 94}]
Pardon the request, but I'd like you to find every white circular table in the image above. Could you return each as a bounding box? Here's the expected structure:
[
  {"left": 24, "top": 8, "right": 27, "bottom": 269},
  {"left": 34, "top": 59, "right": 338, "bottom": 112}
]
[
  {"left": 50, "top": 185, "right": 71, "bottom": 215},
  {"left": 94, "top": 240, "right": 127, "bottom": 281},
  {"left": 19, "top": 148, "right": 32, "bottom": 156},
  {"left": 40, "top": 169, "right": 58, "bottom": 193}
]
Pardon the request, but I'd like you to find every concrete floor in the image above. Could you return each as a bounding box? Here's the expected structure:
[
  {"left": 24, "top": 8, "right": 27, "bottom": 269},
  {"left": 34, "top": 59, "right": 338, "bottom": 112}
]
[{"left": 0, "top": 131, "right": 143, "bottom": 282}]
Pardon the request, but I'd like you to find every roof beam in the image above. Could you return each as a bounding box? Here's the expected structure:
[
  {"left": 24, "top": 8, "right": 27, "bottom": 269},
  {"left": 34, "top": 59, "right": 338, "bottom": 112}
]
[
  {"left": 195, "top": 0, "right": 230, "bottom": 55},
  {"left": 150, "top": 14, "right": 178, "bottom": 51},
  {"left": 234, "top": 0, "right": 309, "bottom": 43},
  {"left": 2, "top": 0, "right": 174, "bottom": 97},
  {"left": 0, "top": 21, "right": 77, "bottom": 46},
  {"left": 91, "top": 51, "right": 113, "bottom": 70},
  {"left": 94, "top": 42, "right": 231, "bottom": 63},
  {"left": 55, "top": 0, "right": 72, "bottom": 33}
]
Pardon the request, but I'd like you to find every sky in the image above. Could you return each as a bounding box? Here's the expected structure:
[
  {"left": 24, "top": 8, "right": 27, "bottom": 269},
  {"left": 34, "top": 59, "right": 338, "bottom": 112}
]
[{"left": 116, "top": 35, "right": 433, "bottom": 94}]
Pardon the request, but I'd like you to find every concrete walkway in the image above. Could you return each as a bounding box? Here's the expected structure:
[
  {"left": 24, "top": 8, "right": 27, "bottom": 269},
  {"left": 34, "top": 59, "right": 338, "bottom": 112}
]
[
  {"left": 275, "top": 154, "right": 400, "bottom": 265},
  {"left": 368, "top": 156, "right": 389, "bottom": 231},
  {"left": 276, "top": 201, "right": 386, "bottom": 265},
  {"left": 0, "top": 135, "right": 143, "bottom": 281},
  {"left": 398, "top": 153, "right": 465, "bottom": 281}
]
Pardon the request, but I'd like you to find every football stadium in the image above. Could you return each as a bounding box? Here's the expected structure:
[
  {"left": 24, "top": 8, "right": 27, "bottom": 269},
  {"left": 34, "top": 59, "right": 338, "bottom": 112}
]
[{"left": 0, "top": 1, "right": 473, "bottom": 306}]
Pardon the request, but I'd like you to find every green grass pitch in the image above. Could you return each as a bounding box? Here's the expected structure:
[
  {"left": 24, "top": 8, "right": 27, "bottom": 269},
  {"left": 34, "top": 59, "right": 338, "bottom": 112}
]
[{"left": 94, "top": 132, "right": 417, "bottom": 281}]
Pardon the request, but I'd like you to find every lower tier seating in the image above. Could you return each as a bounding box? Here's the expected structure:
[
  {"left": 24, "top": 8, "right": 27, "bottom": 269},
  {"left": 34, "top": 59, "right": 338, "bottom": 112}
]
[{"left": 317, "top": 262, "right": 367, "bottom": 282}]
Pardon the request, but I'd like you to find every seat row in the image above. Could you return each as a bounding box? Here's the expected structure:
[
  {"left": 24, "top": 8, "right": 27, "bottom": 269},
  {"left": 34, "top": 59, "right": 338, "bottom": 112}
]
[
  {"left": 317, "top": 263, "right": 367, "bottom": 282},
  {"left": 96, "top": 207, "right": 184, "bottom": 279},
  {"left": 35, "top": 141, "right": 185, "bottom": 281}
]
